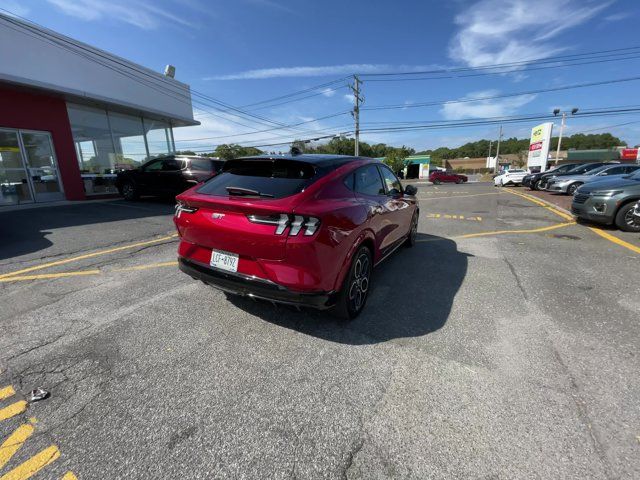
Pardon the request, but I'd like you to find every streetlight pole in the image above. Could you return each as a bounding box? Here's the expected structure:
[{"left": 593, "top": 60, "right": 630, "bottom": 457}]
[
  {"left": 494, "top": 125, "right": 503, "bottom": 172},
  {"left": 553, "top": 108, "right": 578, "bottom": 165}
]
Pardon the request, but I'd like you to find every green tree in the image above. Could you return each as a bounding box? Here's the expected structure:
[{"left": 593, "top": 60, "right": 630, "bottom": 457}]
[{"left": 383, "top": 147, "right": 411, "bottom": 174}]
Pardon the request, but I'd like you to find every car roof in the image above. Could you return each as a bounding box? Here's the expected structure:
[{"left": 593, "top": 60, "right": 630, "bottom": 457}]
[{"left": 236, "top": 154, "right": 370, "bottom": 168}]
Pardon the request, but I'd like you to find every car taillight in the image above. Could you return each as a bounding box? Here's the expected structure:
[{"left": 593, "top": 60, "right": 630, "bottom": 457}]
[
  {"left": 246, "top": 214, "right": 320, "bottom": 236},
  {"left": 175, "top": 202, "right": 198, "bottom": 218}
]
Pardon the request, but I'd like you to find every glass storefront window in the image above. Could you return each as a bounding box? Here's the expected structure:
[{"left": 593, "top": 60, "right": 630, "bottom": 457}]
[
  {"left": 144, "top": 119, "right": 174, "bottom": 158},
  {"left": 108, "top": 112, "right": 147, "bottom": 168},
  {"left": 67, "top": 103, "right": 176, "bottom": 197},
  {"left": 67, "top": 104, "right": 119, "bottom": 195}
]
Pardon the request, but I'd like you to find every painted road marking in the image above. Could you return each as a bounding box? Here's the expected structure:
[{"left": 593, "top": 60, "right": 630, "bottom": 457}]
[
  {"left": 420, "top": 192, "right": 502, "bottom": 201},
  {"left": 116, "top": 261, "right": 178, "bottom": 272},
  {"left": 0, "top": 445, "right": 60, "bottom": 480},
  {"left": 0, "top": 425, "right": 34, "bottom": 470},
  {"left": 0, "top": 271, "right": 100, "bottom": 283},
  {"left": 588, "top": 228, "right": 640, "bottom": 255},
  {"left": 0, "top": 387, "right": 77, "bottom": 480},
  {"left": 426, "top": 213, "right": 482, "bottom": 222},
  {"left": 502, "top": 189, "right": 574, "bottom": 221},
  {"left": 0, "top": 234, "right": 178, "bottom": 280},
  {"left": 0, "top": 403, "right": 27, "bottom": 422},
  {"left": 503, "top": 188, "right": 640, "bottom": 255},
  {"left": 415, "top": 222, "right": 576, "bottom": 243},
  {"left": 0, "top": 388, "right": 14, "bottom": 402}
]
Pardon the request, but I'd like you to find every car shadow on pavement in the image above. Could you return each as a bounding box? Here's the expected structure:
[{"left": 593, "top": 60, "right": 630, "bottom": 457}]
[
  {"left": 227, "top": 233, "right": 470, "bottom": 345},
  {"left": 0, "top": 199, "right": 175, "bottom": 262}
]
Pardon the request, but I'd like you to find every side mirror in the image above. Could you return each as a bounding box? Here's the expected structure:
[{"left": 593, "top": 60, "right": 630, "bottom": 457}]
[{"left": 404, "top": 185, "right": 418, "bottom": 196}]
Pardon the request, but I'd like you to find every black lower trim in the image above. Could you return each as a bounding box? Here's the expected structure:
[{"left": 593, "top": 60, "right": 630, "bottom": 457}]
[{"left": 178, "top": 257, "right": 335, "bottom": 309}]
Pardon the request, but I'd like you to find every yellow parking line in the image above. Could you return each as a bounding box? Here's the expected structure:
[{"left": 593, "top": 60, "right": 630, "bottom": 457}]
[
  {"left": 0, "top": 445, "right": 60, "bottom": 480},
  {"left": 116, "top": 261, "right": 178, "bottom": 272},
  {"left": 0, "top": 387, "right": 15, "bottom": 401},
  {"left": 0, "top": 425, "right": 34, "bottom": 470},
  {"left": 61, "top": 472, "right": 78, "bottom": 480},
  {"left": 0, "top": 234, "right": 178, "bottom": 280},
  {"left": 588, "top": 228, "right": 640, "bottom": 254},
  {"left": 0, "top": 270, "right": 100, "bottom": 283},
  {"left": 0, "top": 402, "right": 27, "bottom": 422},
  {"left": 503, "top": 189, "right": 574, "bottom": 221},
  {"left": 503, "top": 188, "right": 640, "bottom": 255},
  {"left": 457, "top": 222, "right": 576, "bottom": 239},
  {"left": 420, "top": 192, "right": 502, "bottom": 200}
]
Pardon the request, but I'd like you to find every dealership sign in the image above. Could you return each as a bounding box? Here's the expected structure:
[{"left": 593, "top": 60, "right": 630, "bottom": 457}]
[
  {"left": 620, "top": 148, "right": 640, "bottom": 162},
  {"left": 527, "top": 122, "right": 554, "bottom": 171}
]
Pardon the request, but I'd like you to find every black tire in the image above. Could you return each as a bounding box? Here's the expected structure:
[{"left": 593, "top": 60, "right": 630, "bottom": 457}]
[
  {"left": 456, "top": 179, "right": 463, "bottom": 184},
  {"left": 332, "top": 246, "right": 372, "bottom": 320},
  {"left": 120, "top": 181, "right": 139, "bottom": 201},
  {"left": 433, "top": 179, "right": 441, "bottom": 185},
  {"left": 615, "top": 203, "right": 640, "bottom": 232},
  {"left": 405, "top": 211, "right": 418, "bottom": 247},
  {"left": 531, "top": 179, "right": 541, "bottom": 191},
  {"left": 567, "top": 183, "right": 582, "bottom": 196}
]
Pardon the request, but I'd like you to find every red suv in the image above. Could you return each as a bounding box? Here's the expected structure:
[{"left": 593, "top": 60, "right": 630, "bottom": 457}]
[
  {"left": 173, "top": 154, "right": 419, "bottom": 318},
  {"left": 429, "top": 170, "right": 468, "bottom": 184}
]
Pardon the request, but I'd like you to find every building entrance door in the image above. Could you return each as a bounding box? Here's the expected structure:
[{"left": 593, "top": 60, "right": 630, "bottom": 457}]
[{"left": 0, "top": 128, "right": 64, "bottom": 205}]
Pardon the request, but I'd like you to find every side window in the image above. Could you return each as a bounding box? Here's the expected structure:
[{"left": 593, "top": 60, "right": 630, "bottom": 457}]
[
  {"left": 343, "top": 172, "right": 355, "bottom": 190},
  {"left": 143, "top": 159, "right": 163, "bottom": 171},
  {"left": 605, "top": 166, "right": 625, "bottom": 175},
  {"left": 379, "top": 166, "right": 402, "bottom": 195},
  {"left": 354, "top": 165, "right": 385, "bottom": 196},
  {"left": 162, "top": 159, "right": 185, "bottom": 171}
]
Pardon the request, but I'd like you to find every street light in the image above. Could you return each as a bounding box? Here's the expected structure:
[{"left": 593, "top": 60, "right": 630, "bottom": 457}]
[{"left": 553, "top": 108, "right": 579, "bottom": 165}]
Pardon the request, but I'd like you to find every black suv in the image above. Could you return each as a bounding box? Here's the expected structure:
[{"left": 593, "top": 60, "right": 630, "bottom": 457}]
[
  {"left": 116, "top": 155, "right": 224, "bottom": 200},
  {"left": 523, "top": 163, "right": 580, "bottom": 190},
  {"left": 538, "top": 162, "right": 616, "bottom": 190}
]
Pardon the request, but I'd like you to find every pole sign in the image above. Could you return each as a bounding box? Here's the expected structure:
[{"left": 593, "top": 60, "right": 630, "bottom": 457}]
[{"left": 527, "top": 122, "right": 553, "bottom": 171}]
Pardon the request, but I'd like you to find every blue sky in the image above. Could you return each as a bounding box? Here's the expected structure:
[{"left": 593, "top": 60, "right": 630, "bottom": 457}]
[{"left": 3, "top": 0, "right": 640, "bottom": 152}]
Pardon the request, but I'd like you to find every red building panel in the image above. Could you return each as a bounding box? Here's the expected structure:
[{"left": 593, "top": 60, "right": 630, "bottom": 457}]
[{"left": 0, "top": 84, "right": 85, "bottom": 200}]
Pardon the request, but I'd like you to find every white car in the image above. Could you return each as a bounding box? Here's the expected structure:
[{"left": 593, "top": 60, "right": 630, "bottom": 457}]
[{"left": 494, "top": 169, "right": 529, "bottom": 187}]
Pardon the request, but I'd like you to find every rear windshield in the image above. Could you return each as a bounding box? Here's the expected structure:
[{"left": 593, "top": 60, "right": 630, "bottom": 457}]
[
  {"left": 196, "top": 158, "right": 317, "bottom": 199},
  {"left": 189, "top": 159, "right": 214, "bottom": 172}
]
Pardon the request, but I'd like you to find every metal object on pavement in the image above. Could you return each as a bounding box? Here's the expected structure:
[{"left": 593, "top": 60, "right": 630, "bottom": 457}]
[{"left": 27, "top": 387, "right": 50, "bottom": 403}]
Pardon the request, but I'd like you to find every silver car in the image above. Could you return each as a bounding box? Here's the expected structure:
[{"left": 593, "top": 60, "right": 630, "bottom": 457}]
[{"left": 547, "top": 164, "right": 640, "bottom": 195}]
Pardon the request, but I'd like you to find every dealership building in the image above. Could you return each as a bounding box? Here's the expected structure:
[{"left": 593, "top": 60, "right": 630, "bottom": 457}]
[{"left": 0, "top": 13, "right": 199, "bottom": 206}]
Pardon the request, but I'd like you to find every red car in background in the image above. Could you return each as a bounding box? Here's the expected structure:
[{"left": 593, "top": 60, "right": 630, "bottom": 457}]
[
  {"left": 174, "top": 155, "right": 419, "bottom": 319},
  {"left": 429, "top": 170, "right": 468, "bottom": 184}
]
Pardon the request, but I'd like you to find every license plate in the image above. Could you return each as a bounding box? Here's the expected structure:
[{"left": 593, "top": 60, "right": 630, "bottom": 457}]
[{"left": 210, "top": 249, "right": 239, "bottom": 273}]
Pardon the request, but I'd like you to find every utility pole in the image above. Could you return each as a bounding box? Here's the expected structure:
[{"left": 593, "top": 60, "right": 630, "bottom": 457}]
[
  {"left": 494, "top": 125, "right": 503, "bottom": 172},
  {"left": 350, "top": 75, "right": 363, "bottom": 156},
  {"left": 488, "top": 140, "right": 493, "bottom": 168}
]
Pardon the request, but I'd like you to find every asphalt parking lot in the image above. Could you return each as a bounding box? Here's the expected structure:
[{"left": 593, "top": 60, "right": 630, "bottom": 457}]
[{"left": 1, "top": 183, "right": 639, "bottom": 479}]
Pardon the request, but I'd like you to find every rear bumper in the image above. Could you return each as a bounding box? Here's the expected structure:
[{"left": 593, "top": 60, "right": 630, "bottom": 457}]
[{"left": 178, "top": 257, "right": 336, "bottom": 309}]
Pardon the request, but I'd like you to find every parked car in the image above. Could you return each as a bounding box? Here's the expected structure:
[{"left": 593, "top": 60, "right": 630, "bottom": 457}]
[
  {"left": 572, "top": 169, "right": 640, "bottom": 232},
  {"left": 493, "top": 169, "right": 528, "bottom": 187},
  {"left": 173, "top": 154, "right": 419, "bottom": 319},
  {"left": 546, "top": 164, "right": 640, "bottom": 195},
  {"left": 116, "top": 155, "right": 224, "bottom": 200},
  {"left": 429, "top": 170, "right": 467, "bottom": 184},
  {"left": 523, "top": 163, "right": 581, "bottom": 190},
  {"left": 539, "top": 162, "right": 615, "bottom": 190}
]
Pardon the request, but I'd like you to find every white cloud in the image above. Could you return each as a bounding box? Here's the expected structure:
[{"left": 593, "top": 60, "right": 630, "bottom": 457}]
[
  {"left": 204, "top": 63, "right": 439, "bottom": 80},
  {"left": 0, "top": 0, "right": 30, "bottom": 17},
  {"left": 343, "top": 93, "right": 354, "bottom": 104},
  {"left": 321, "top": 87, "right": 336, "bottom": 97},
  {"left": 440, "top": 90, "right": 536, "bottom": 119},
  {"left": 604, "top": 12, "right": 627, "bottom": 22},
  {"left": 45, "top": 0, "right": 198, "bottom": 30},
  {"left": 449, "top": 0, "right": 611, "bottom": 68}
]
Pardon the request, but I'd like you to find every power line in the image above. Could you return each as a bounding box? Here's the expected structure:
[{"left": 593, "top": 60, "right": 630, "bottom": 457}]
[
  {"left": 359, "top": 46, "right": 640, "bottom": 78},
  {"left": 239, "top": 77, "right": 350, "bottom": 109},
  {"left": 361, "top": 75, "right": 640, "bottom": 111}
]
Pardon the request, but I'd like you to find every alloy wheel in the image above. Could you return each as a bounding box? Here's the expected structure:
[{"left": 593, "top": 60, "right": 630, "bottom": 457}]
[{"left": 348, "top": 253, "right": 371, "bottom": 313}]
